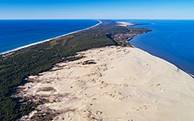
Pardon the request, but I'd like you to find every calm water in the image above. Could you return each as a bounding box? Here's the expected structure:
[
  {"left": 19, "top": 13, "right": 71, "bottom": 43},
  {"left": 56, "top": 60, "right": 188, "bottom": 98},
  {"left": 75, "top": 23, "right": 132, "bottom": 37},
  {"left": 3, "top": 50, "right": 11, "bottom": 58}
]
[
  {"left": 127, "top": 20, "right": 194, "bottom": 75},
  {"left": 0, "top": 20, "right": 98, "bottom": 53}
]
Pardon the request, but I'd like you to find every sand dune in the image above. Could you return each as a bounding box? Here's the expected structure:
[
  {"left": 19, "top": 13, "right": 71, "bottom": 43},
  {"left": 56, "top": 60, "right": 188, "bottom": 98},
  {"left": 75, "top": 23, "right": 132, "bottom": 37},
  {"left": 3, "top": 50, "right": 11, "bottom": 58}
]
[{"left": 18, "top": 46, "right": 194, "bottom": 121}]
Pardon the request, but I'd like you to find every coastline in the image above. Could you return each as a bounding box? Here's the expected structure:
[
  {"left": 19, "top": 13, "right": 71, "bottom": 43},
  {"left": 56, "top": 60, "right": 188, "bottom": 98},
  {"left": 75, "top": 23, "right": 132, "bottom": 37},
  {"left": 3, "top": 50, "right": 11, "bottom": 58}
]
[
  {"left": 0, "top": 20, "right": 102, "bottom": 55},
  {"left": 129, "top": 32, "right": 194, "bottom": 78},
  {"left": 18, "top": 46, "right": 194, "bottom": 121},
  {"left": 129, "top": 20, "right": 194, "bottom": 78},
  {"left": 2, "top": 20, "right": 194, "bottom": 121}
]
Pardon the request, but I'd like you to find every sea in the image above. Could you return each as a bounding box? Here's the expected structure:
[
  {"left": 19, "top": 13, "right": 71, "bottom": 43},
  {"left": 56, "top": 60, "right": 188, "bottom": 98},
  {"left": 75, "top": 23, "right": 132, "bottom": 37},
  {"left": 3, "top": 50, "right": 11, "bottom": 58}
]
[
  {"left": 127, "top": 20, "right": 194, "bottom": 75},
  {"left": 0, "top": 20, "right": 98, "bottom": 53}
]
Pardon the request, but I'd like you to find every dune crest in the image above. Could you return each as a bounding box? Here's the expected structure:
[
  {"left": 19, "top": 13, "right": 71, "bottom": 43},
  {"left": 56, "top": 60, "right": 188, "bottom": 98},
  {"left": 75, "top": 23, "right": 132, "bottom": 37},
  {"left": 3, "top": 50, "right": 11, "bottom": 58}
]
[{"left": 18, "top": 46, "right": 194, "bottom": 121}]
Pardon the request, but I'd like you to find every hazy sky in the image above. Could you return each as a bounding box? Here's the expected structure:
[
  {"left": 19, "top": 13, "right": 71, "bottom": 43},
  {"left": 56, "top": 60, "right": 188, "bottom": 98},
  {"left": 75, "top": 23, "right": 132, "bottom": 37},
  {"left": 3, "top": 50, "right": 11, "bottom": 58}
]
[{"left": 0, "top": 0, "right": 194, "bottom": 19}]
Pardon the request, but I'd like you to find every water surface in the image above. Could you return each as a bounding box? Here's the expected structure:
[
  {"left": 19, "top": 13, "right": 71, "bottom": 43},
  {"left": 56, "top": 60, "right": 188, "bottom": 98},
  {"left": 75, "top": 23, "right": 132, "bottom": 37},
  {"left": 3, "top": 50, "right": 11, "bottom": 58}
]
[{"left": 127, "top": 20, "right": 194, "bottom": 75}]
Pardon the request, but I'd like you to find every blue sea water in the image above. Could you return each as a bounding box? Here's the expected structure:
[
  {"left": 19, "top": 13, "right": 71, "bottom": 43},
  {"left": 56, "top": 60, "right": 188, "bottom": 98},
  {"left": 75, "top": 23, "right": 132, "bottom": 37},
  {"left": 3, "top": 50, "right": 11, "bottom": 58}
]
[
  {"left": 0, "top": 20, "right": 98, "bottom": 53},
  {"left": 127, "top": 20, "right": 194, "bottom": 75}
]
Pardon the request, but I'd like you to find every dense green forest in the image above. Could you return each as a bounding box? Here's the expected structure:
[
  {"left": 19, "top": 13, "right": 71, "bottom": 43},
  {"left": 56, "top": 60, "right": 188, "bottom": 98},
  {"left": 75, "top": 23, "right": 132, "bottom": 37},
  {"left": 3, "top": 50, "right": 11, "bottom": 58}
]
[{"left": 0, "top": 20, "right": 148, "bottom": 121}]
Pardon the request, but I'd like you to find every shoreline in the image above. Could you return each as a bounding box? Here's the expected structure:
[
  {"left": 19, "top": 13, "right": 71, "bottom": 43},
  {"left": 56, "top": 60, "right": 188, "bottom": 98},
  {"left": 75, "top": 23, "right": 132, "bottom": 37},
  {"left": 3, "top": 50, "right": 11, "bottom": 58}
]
[
  {"left": 0, "top": 20, "right": 102, "bottom": 55},
  {"left": 128, "top": 32, "right": 194, "bottom": 78}
]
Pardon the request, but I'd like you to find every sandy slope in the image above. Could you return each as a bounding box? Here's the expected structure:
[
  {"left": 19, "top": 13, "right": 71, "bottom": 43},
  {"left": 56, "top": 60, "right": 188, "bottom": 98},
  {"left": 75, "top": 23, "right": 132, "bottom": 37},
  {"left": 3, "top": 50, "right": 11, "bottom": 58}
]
[{"left": 18, "top": 46, "right": 194, "bottom": 121}]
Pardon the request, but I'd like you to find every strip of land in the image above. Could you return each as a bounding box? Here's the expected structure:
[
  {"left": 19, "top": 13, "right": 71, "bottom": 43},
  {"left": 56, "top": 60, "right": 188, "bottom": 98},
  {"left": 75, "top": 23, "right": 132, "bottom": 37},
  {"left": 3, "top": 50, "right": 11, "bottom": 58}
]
[
  {"left": 0, "top": 20, "right": 148, "bottom": 121},
  {"left": 2, "top": 20, "right": 194, "bottom": 121},
  {"left": 18, "top": 46, "right": 194, "bottom": 121}
]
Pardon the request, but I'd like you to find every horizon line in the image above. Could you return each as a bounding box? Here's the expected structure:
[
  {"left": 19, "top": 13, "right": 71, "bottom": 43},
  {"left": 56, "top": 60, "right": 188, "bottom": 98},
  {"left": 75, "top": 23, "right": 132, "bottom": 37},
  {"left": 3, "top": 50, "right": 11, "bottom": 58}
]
[{"left": 0, "top": 18, "right": 194, "bottom": 20}]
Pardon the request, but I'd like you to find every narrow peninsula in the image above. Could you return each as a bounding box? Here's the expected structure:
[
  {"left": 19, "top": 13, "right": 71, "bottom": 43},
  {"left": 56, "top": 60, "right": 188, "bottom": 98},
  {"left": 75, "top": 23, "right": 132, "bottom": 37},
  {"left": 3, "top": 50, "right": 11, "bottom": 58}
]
[
  {"left": 0, "top": 20, "right": 148, "bottom": 121},
  {"left": 1, "top": 20, "right": 194, "bottom": 121}
]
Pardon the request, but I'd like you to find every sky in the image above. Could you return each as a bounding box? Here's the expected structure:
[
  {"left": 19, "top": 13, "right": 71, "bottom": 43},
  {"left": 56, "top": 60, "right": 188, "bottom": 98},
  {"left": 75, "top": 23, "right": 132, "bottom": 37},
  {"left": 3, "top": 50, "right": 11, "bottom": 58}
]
[{"left": 0, "top": 0, "right": 194, "bottom": 19}]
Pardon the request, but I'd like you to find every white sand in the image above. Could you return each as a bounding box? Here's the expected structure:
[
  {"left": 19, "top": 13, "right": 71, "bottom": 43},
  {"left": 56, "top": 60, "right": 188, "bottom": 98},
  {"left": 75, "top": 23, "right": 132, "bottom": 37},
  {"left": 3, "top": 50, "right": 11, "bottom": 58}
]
[{"left": 18, "top": 46, "right": 194, "bottom": 121}]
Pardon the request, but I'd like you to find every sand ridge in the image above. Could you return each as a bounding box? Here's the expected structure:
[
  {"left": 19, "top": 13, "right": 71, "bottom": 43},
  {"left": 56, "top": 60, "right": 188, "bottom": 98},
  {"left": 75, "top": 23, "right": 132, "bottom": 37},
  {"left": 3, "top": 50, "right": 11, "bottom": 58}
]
[{"left": 18, "top": 46, "right": 194, "bottom": 121}]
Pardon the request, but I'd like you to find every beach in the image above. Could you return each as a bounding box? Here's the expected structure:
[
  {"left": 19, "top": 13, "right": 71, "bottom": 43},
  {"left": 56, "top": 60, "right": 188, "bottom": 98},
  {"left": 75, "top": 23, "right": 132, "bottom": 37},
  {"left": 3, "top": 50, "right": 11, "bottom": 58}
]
[{"left": 18, "top": 46, "right": 194, "bottom": 121}]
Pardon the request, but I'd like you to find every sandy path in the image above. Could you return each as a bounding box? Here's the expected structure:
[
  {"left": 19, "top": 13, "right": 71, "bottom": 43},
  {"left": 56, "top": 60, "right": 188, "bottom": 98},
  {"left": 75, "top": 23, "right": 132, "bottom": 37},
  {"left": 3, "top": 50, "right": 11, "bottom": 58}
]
[{"left": 18, "top": 46, "right": 194, "bottom": 121}]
